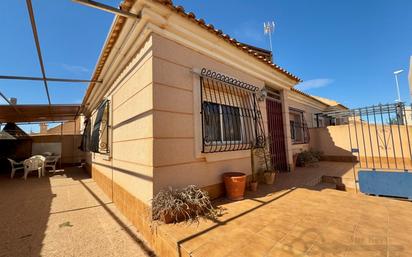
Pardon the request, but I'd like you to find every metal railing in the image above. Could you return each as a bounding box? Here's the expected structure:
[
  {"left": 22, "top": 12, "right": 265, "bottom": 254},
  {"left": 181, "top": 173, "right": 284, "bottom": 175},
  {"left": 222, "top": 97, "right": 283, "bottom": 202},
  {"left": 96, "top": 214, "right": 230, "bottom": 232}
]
[
  {"left": 199, "top": 68, "right": 265, "bottom": 153},
  {"left": 323, "top": 102, "right": 412, "bottom": 171}
]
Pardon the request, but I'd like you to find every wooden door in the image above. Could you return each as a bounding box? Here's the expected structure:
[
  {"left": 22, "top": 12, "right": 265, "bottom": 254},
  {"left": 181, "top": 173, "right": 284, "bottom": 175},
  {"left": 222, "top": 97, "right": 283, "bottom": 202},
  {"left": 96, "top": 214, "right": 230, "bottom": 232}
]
[{"left": 266, "top": 98, "right": 288, "bottom": 171}]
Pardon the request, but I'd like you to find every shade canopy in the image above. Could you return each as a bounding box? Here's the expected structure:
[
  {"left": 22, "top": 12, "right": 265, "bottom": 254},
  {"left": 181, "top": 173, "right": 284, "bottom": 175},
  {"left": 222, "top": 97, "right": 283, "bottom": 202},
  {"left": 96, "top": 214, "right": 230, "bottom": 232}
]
[{"left": 0, "top": 104, "right": 81, "bottom": 123}]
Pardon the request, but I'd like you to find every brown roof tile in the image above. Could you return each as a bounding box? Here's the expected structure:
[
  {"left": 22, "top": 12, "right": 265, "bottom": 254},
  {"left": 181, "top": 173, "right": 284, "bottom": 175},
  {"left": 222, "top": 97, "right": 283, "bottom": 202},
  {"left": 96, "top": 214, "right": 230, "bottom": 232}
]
[
  {"left": 84, "top": 0, "right": 301, "bottom": 108},
  {"left": 154, "top": 1, "right": 301, "bottom": 82}
]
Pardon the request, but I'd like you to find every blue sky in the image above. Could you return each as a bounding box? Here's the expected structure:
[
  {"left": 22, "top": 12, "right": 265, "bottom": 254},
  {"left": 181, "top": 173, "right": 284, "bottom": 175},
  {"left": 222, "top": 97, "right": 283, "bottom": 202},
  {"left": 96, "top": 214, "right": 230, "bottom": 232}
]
[
  {"left": 1, "top": 0, "right": 412, "bottom": 109},
  {"left": 0, "top": 0, "right": 118, "bottom": 105}
]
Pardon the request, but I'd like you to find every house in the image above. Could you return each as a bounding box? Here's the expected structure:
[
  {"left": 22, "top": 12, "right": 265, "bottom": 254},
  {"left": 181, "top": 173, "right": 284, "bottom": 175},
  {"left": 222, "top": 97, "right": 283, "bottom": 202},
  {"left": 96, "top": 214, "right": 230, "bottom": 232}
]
[
  {"left": 79, "top": 0, "right": 347, "bottom": 247},
  {"left": 287, "top": 88, "right": 348, "bottom": 156},
  {"left": 409, "top": 56, "right": 412, "bottom": 101},
  {"left": 30, "top": 119, "right": 82, "bottom": 136}
]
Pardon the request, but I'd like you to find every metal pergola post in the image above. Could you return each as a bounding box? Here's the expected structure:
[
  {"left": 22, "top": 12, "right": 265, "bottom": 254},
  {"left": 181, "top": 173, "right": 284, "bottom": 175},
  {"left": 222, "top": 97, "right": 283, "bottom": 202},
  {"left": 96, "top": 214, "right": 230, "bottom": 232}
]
[
  {"left": 26, "top": 0, "right": 51, "bottom": 105},
  {"left": 72, "top": 0, "right": 140, "bottom": 18}
]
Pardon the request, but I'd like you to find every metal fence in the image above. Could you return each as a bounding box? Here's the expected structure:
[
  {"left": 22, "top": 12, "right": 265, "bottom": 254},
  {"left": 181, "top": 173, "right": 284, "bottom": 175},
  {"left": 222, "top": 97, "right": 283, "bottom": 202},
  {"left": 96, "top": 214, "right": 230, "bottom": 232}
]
[
  {"left": 323, "top": 102, "right": 412, "bottom": 171},
  {"left": 199, "top": 68, "right": 265, "bottom": 153}
]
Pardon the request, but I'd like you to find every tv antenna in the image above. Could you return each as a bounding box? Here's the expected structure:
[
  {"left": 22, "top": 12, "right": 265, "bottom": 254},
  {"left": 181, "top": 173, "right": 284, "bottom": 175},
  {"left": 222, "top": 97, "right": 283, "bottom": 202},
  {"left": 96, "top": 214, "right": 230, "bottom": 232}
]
[{"left": 263, "top": 21, "right": 275, "bottom": 58}]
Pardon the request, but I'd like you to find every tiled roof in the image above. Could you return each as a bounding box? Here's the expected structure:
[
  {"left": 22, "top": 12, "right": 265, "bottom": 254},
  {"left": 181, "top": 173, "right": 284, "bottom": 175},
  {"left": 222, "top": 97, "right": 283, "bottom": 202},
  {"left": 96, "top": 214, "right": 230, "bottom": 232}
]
[
  {"left": 83, "top": 0, "right": 136, "bottom": 107},
  {"left": 83, "top": 0, "right": 301, "bottom": 107},
  {"left": 291, "top": 88, "right": 348, "bottom": 109},
  {"left": 154, "top": 0, "right": 301, "bottom": 82}
]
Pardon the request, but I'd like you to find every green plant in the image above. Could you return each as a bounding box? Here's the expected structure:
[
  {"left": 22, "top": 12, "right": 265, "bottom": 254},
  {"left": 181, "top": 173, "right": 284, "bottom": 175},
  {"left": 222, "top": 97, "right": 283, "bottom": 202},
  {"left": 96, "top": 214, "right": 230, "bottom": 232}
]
[
  {"left": 296, "top": 149, "right": 323, "bottom": 167},
  {"left": 250, "top": 146, "right": 259, "bottom": 182},
  {"left": 151, "top": 185, "right": 218, "bottom": 223},
  {"left": 253, "top": 138, "right": 276, "bottom": 174}
]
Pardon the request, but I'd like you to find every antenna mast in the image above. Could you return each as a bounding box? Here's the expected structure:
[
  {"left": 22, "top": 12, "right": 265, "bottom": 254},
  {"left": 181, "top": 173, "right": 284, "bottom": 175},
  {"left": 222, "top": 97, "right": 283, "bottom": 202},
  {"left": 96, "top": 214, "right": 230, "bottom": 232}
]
[{"left": 263, "top": 21, "right": 275, "bottom": 60}]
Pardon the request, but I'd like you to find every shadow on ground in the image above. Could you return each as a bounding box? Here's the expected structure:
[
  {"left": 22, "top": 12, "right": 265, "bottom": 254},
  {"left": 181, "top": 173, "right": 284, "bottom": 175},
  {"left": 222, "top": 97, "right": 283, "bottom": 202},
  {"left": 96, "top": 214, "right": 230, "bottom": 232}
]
[{"left": 0, "top": 166, "right": 155, "bottom": 257}]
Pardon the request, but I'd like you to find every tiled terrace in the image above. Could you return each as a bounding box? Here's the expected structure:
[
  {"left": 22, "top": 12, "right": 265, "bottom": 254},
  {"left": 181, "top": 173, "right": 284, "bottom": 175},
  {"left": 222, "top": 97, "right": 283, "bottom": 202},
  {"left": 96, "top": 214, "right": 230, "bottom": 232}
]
[
  {"left": 156, "top": 162, "right": 412, "bottom": 257},
  {"left": 1, "top": 162, "right": 411, "bottom": 257},
  {"left": 0, "top": 167, "right": 155, "bottom": 257}
]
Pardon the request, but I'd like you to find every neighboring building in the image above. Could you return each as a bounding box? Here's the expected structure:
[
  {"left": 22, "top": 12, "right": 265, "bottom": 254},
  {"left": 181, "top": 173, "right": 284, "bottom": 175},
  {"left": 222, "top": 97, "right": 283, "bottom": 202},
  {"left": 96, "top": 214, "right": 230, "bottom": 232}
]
[
  {"left": 409, "top": 56, "right": 412, "bottom": 101},
  {"left": 287, "top": 88, "right": 347, "bottom": 155},
  {"left": 79, "top": 0, "right": 348, "bottom": 251},
  {"left": 30, "top": 119, "right": 81, "bottom": 136},
  {"left": 404, "top": 106, "right": 412, "bottom": 125}
]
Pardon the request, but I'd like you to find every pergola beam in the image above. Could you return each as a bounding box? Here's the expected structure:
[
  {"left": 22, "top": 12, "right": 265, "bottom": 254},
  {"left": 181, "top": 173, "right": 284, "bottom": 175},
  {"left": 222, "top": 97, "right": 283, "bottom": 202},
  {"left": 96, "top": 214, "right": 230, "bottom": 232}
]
[
  {"left": 26, "top": 0, "right": 51, "bottom": 105},
  {"left": 0, "top": 92, "right": 13, "bottom": 105},
  {"left": 0, "top": 91, "right": 24, "bottom": 116},
  {"left": 0, "top": 75, "right": 102, "bottom": 84},
  {"left": 72, "top": 0, "right": 140, "bottom": 19}
]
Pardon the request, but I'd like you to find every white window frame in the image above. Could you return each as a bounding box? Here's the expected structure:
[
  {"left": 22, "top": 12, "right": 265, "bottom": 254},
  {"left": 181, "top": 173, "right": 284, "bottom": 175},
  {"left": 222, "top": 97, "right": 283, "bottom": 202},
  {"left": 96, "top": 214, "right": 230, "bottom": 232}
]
[{"left": 203, "top": 101, "right": 244, "bottom": 145}]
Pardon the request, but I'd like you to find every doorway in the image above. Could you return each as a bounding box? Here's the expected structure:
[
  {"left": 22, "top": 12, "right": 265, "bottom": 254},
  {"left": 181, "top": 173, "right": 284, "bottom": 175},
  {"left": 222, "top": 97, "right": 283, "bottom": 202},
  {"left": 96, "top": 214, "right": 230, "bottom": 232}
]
[{"left": 266, "top": 96, "right": 287, "bottom": 171}]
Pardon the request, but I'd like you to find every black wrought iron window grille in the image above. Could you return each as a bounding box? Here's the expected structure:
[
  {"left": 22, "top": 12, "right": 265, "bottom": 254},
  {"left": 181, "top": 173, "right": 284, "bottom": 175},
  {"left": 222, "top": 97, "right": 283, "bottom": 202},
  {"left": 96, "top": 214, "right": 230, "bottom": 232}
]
[
  {"left": 289, "top": 108, "right": 310, "bottom": 144},
  {"left": 90, "top": 99, "right": 110, "bottom": 154},
  {"left": 199, "top": 68, "right": 266, "bottom": 153}
]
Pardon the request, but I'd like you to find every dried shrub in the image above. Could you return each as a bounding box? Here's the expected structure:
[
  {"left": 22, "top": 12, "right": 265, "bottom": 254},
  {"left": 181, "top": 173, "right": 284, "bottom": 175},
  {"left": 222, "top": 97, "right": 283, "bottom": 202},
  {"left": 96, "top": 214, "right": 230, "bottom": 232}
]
[
  {"left": 152, "top": 185, "right": 218, "bottom": 224},
  {"left": 296, "top": 149, "right": 323, "bottom": 167}
]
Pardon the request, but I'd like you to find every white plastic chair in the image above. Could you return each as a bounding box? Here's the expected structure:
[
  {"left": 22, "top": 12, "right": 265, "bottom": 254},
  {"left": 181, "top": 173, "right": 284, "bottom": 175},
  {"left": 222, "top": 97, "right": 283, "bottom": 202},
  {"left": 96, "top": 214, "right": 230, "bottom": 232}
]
[
  {"left": 44, "top": 155, "right": 60, "bottom": 174},
  {"left": 8, "top": 158, "right": 24, "bottom": 179},
  {"left": 23, "top": 155, "right": 46, "bottom": 180},
  {"left": 42, "top": 152, "right": 53, "bottom": 157}
]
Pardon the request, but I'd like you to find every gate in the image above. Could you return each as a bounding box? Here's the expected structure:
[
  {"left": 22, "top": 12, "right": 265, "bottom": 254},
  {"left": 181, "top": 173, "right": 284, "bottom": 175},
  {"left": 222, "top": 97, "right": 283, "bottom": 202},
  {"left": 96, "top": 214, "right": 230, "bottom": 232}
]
[
  {"left": 322, "top": 102, "right": 412, "bottom": 197},
  {"left": 266, "top": 98, "right": 287, "bottom": 171}
]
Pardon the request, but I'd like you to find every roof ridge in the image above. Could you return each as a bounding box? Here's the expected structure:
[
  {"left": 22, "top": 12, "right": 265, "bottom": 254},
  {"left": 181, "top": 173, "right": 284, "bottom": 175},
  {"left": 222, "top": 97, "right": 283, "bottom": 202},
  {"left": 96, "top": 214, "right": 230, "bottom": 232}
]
[
  {"left": 153, "top": 0, "right": 301, "bottom": 82},
  {"left": 291, "top": 88, "right": 348, "bottom": 109}
]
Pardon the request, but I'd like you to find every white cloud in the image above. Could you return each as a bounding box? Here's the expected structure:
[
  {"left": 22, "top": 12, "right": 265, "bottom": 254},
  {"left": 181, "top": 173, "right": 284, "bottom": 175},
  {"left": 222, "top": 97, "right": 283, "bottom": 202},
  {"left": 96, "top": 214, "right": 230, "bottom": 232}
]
[
  {"left": 62, "top": 64, "right": 89, "bottom": 73},
  {"left": 295, "top": 78, "right": 334, "bottom": 91}
]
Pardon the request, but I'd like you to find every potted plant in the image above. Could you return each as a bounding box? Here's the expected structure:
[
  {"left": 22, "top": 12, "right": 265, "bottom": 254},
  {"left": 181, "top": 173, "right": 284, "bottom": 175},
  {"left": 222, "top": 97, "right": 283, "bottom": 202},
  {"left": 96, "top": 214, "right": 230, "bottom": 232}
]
[
  {"left": 254, "top": 139, "right": 277, "bottom": 185},
  {"left": 151, "top": 185, "right": 217, "bottom": 224},
  {"left": 249, "top": 147, "right": 258, "bottom": 192},
  {"left": 222, "top": 172, "right": 246, "bottom": 200},
  {"left": 296, "top": 149, "right": 322, "bottom": 167},
  {"left": 264, "top": 170, "right": 276, "bottom": 185}
]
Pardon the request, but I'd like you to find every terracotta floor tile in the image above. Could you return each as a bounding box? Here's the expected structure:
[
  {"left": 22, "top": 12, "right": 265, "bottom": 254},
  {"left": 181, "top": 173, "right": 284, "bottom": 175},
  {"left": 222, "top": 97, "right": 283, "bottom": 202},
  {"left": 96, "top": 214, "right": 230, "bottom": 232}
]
[
  {"left": 0, "top": 167, "right": 154, "bottom": 257},
  {"left": 266, "top": 242, "right": 306, "bottom": 257},
  {"left": 225, "top": 235, "right": 277, "bottom": 257},
  {"left": 4, "top": 162, "right": 412, "bottom": 257}
]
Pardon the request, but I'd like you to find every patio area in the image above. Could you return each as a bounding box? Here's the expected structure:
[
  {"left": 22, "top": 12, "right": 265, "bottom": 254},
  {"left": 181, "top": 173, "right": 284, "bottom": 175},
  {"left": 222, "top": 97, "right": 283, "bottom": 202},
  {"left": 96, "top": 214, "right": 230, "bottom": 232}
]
[
  {"left": 1, "top": 162, "right": 412, "bottom": 257},
  {"left": 154, "top": 162, "right": 412, "bottom": 257},
  {"left": 0, "top": 167, "right": 155, "bottom": 257}
]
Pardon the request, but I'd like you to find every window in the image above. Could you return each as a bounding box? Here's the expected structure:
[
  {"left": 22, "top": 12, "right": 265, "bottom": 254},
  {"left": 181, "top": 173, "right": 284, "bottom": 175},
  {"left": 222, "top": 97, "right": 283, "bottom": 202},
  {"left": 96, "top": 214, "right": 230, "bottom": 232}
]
[
  {"left": 91, "top": 100, "right": 109, "bottom": 153},
  {"left": 289, "top": 109, "right": 309, "bottom": 144},
  {"left": 203, "top": 102, "right": 242, "bottom": 144},
  {"left": 203, "top": 102, "right": 221, "bottom": 142},
  {"left": 79, "top": 118, "right": 91, "bottom": 152},
  {"left": 199, "top": 68, "right": 265, "bottom": 153}
]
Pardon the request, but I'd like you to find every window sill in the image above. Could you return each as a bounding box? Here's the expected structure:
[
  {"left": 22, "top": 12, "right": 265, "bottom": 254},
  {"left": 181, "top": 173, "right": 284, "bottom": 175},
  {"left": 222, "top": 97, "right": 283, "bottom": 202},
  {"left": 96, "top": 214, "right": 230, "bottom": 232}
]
[
  {"left": 292, "top": 142, "right": 309, "bottom": 145},
  {"left": 201, "top": 150, "right": 250, "bottom": 162},
  {"left": 92, "top": 152, "right": 111, "bottom": 161}
]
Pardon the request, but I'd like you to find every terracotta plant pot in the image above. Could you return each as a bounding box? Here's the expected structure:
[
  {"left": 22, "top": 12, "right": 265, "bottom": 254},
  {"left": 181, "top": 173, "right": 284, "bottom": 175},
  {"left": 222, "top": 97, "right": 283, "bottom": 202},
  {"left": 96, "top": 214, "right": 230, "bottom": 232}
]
[
  {"left": 264, "top": 172, "right": 276, "bottom": 185},
  {"left": 250, "top": 181, "right": 258, "bottom": 192},
  {"left": 161, "top": 203, "right": 200, "bottom": 224},
  {"left": 223, "top": 172, "right": 246, "bottom": 200}
]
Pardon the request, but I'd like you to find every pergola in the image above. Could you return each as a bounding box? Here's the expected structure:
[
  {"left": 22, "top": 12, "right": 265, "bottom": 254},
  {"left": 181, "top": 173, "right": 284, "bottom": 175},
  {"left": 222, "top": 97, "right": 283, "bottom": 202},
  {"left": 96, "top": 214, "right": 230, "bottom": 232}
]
[
  {"left": 0, "top": 0, "right": 136, "bottom": 124},
  {"left": 0, "top": 104, "right": 80, "bottom": 123}
]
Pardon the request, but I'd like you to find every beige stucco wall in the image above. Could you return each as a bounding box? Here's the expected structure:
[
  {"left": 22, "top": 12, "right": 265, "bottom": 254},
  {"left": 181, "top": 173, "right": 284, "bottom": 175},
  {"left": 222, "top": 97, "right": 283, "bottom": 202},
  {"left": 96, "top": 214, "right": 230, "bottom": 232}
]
[
  {"left": 288, "top": 97, "right": 327, "bottom": 128},
  {"left": 151, "top": 33, "right": 274, "bottom": 193},
  {"left": 85, "top": 31, "right": 300, "bottom": 202},
  {"left": 310, "top": 124, "right": 412, "bottom": 160},
  {"left": 87, "top": 35, "right": 154, "bottom": 203},
  {"left": 287, "top": 96, "right": 327, "bottom": 155},
  {"left": 31, "top": 135, "right": 85, "bottom": 164}
]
